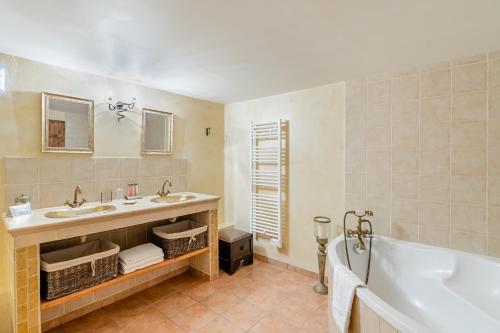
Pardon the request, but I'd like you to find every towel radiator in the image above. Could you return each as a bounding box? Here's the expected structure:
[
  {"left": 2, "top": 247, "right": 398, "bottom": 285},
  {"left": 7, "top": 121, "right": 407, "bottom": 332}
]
[{"left": 250, "top": 120, "right": 287, "bottom": 248}]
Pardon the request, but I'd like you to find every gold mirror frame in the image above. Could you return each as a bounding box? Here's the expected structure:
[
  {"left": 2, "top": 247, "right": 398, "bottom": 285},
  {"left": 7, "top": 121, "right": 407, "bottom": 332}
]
[
  {"left": 41, "top": 92, "right": 94, "bottom": 153},
  {"left": 141, "top": 108, "right": 174, "bottom": 155}
]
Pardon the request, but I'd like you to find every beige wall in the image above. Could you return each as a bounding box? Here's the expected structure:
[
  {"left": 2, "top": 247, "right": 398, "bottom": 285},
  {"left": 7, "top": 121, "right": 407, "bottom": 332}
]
[
  {"left": 345, "top": 50, "right": 500, "bottom": 256},
  {"left": 0, "top": 53, "right": 225, "bottom": 329},
  {"left": 225, "top": 83, "right": 345, "bottom": 273}
]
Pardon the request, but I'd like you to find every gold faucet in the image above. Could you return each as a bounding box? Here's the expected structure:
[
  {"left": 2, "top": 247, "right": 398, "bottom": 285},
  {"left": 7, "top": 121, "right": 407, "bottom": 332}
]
[
  {"left": 157, "top": 179, "right": 172, "bottom": 197},
  {"left": 65, "top": 185, "right": 87, "bottom": 208},
  {"left": 346, "top": 210, "right": 373, "bottom": 251}
]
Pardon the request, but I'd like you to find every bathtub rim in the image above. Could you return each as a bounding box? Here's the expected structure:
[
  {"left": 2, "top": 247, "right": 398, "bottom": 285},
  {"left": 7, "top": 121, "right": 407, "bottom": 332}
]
[{"left": 328, "top": 235, "right": 432, "bottom": 333}]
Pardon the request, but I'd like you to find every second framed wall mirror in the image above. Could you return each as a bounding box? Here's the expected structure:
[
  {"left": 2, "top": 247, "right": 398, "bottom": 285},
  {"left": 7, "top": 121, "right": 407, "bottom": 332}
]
[{"left": 141, "top": 108, "right": 174, "bottom": 154}]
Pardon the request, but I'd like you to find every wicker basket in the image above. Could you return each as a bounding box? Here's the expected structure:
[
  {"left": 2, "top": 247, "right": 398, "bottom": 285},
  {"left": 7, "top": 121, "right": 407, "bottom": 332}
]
[
  {"left": 152, "top": 220, "right": 208, "bottom": 259},
  {"left": 40, "top": 239, "right": 120, "bottom": 300}
]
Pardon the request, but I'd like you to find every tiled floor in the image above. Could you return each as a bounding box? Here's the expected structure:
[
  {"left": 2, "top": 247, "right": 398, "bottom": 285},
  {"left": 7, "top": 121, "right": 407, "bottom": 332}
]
[{"left": 47, "top": 259, "right": 328, "bottom": 333}]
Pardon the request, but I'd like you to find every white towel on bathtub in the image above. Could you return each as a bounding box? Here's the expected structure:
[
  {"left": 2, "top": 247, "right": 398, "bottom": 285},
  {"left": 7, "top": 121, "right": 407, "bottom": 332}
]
[{"left": 332, "top": 264, "right": 365, "bottom": 333}]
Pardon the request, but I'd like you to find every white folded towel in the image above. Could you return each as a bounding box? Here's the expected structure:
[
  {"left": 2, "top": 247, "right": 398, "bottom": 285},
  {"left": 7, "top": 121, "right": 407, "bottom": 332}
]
[
  {"left": 118, "top": 243, "right": 163, "bottom": 265},
  {"left": 332, "top": 264, "right": 365, "bottom": 333},
  {"left": 119, "top": 255, "right": 164, "bottom": 274}
]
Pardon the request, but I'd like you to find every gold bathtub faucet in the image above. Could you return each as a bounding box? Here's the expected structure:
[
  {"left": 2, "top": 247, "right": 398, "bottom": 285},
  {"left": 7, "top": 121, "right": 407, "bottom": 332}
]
[
  {"left": 65, "top": 185, "right": 87, "bottom": 208},
  {"left": 346, "top": 210, "right": 373, "bottom": 251}
]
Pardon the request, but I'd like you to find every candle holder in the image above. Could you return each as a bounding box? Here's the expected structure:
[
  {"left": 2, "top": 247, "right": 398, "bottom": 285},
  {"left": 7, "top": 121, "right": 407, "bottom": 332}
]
[{"left": 313, "top": 216, "right": 331, "bottom": 295}]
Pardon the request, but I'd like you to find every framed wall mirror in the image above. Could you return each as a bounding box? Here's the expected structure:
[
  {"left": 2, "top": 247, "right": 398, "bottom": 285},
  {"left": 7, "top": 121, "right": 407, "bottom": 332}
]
[
  {"left": 42, "top": 92, "right": 94, "bottom": 153},
  {"left": 141, "top": 108, "right": 174, "bottom": 154}
]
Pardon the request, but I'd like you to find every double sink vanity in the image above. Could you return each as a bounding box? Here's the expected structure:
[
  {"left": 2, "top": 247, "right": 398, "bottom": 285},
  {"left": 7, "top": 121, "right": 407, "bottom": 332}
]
[{"left": 2, "top": 191, "right": 220, "bottom": 332}]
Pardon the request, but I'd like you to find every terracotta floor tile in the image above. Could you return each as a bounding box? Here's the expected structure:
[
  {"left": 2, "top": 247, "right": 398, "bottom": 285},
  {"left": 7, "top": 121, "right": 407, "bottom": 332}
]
[
  {"left": 272, "top": 298, "right": 319, "bottom": 327},
  {"left": 103, "top": 294, "right": 150, "bottom": 318},
  {"left": 249, "top": 315, "right": 307, "bottom": 333},
  {"left": 153, "top": 291, "right": 197, "bottom": 319},
  {"left": 117, "top": 307, "right": 186, "bottom": 333},
  {"left": 246, "top": 286, "right": 289, "bottom": 311},
  {"left": 60, "top": 309, "right": 122, "bottom": 332},
  {"left": 302, "top": 309, "right": 329, "bottom": 333},
  {"left": 138, "top": 279, "right": 177, "bottom": 303},
  {"left": 169, "top": 271, "right": 203, "bottom": 290},
  {"left": 207, "top": 273, "right": 237, "bottom": 289},
  {"left": 199, "top": 290, "right": 241, "bottom": 314},
  {"left": 194, "top": 316, "right": 244, "bottom": 333},
  {"left": 170, "top": 302, "right": 218, "bottom": 332},
  {"left": 182, "top": 281, "right": 217, "bottom": 301},
  {"left": 217, "top": 278, "right": 257, "bottom": 299},
  {"left": 223, "top": 300, "right": 268, "bottom": 331},
  {"left": 287, "top": 284, "right": 327, "bottom": 308}
]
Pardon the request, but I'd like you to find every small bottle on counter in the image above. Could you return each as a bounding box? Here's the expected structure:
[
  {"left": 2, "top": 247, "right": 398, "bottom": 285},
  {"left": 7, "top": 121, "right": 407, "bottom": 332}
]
[
  {"left": 115, "top": 187, "right": 124, "bottom": 200},
  {"left": 127, "top": 183, "right": 134, "bottom": 197}
]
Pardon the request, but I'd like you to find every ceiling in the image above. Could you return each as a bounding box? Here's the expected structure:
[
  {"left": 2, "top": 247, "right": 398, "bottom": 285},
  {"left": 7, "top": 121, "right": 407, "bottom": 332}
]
[{"left": 1, "top": 0, "right": 500, "bottom": 103}]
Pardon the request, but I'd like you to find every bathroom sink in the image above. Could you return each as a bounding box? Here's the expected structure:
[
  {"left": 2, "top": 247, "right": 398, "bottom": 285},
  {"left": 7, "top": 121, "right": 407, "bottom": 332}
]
[
  {"left": 151, "top": 194, "right": 196, "bottom": 203},
  {"left": 44, "top": 205, "right": 117, "bottom": 218}
]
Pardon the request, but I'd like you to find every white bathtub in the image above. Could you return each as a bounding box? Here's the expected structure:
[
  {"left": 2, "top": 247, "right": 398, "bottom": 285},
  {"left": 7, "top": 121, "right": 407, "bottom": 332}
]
[{"left": 327, "top": 235, "right": 500, "bottom": 333}]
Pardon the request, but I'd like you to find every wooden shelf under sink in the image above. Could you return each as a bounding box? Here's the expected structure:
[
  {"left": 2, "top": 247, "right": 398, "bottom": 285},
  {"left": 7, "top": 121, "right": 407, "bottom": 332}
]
[{"left": 40, "top": 246, "right": 210, "bottom": 310}]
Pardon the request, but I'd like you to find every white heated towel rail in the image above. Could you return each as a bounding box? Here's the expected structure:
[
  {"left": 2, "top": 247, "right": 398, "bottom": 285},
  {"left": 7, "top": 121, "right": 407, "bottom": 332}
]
[{"left": 251, "top": 120, "right": 287, "bottom": 248}]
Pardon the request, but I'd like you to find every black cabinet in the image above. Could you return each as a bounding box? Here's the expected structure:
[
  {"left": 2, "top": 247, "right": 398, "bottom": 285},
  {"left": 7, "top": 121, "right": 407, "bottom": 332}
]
[{"left": 218, "top": 229, "right": 253, "bottom": 275}]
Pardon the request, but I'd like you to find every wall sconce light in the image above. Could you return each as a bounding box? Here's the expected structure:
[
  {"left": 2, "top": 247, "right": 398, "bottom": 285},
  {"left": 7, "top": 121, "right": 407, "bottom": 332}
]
[{"left": 108, "top": 97, "right": 136, "bottom": 122}]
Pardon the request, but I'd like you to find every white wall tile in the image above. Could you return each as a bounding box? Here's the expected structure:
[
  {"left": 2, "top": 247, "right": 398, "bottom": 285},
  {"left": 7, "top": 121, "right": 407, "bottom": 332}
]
[
  {"left": 391, "top": 198, "right": 418, "bottom": 224},
  {"left": 346, "top": 173, "right": 366, "bottom": 195},
  {"left": 391, "top": 74, "right": 419, "bottom": 102},
  {"left": 420, "top": 176, "right": 450, "bottom": 204},
  {"left": 367, "top": 80, "right": 390, "bottom": 105},
  {"left": 420, "top": 122, "right": 450, "bottom": 150},
  {"left": 452, "top": 92, "right": 487, "bottom": 121},
  {"left": 421, "top": 69, "right": 451, "bottom": 97},
  {"left": 391, "top": 174, "right": 418, "bottom": 199},
  {"left": 346, "top": 151, "right": 366, "bottom": 174},
  {"left": 39, "top": 158, "right": 71, "bottom": 183},
  {"left": 418, "top": 201, "right": 450, "bottom": 228},
  {"left": 419, "top": 225, "right": 450, "bottom": 247},
  {"left": 365, "top": 127, "right": 389, "bottom": 151},
  {"left": 452, "top": 62, "right": 487, "bottom": 93},
  {"left": 392, "top": 149, "right": 418, "bottom": 174},
  {"left": 367, "top": 173, "right": 390, "bottom": 198},
  {"left": 367, "top": 103, "right": 390, "bottom": 127},
  {"left": 4, "top": 157, "right": 39, "bottom": 185},
  {"left": 452, "top": 149, "right": 486, "bottom": 176},
  {"left": 451, "top": 176, "right": 486, "bottom": 206},
  {"left": 450, "top": 231, "right": 486, "bottom": 255},
  {"left": 489, "top": 58, "right": 500, "bottom": 90},
  {"left": 451, "top": 205, "right": 486, "bottom": 233},
  {"left": 392, "top": 100, "right": 418, "bottom": 127},
  {"left": 420, "top": 96, "right": 451, "bottom": 123},
  {"left": 392, "top": 125, "right": 418, "bottom": 150},
  {"left": 420, "top": 150, "right": 450, "bottom": 176},
  {"left": 451, "top": 121, "right": 486, "bottom": 149},
  {"left": 366, "top": 151, "right": 389, "bottom": 174}
]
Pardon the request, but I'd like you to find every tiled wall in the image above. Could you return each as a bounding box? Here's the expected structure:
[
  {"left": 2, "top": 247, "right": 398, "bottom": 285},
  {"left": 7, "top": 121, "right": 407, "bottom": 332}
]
[
  {"left": 15, "top": 245, "right": 40, "bottom": 333},
  {"left": 345, "top": 50, "right": 500, "bottom": 256},
  {"left": 3, "top": 157, "right": 187, "bottom": 211}
]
